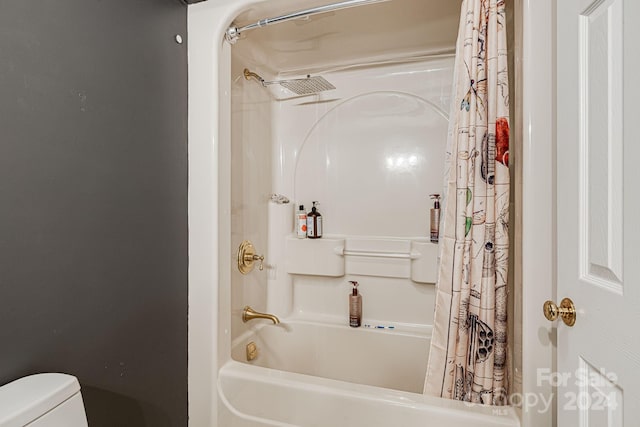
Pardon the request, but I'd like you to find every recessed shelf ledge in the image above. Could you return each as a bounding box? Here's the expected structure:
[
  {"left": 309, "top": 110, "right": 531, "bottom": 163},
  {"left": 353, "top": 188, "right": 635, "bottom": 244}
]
[{"left": 284, "top": 235, "right": 438, "bottom": 283}]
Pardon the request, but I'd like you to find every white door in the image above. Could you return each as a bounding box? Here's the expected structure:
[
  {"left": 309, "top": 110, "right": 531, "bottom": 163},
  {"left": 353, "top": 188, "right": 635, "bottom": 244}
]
[{"left": 555, "top": 0, "right": 640, "bottom": 425}]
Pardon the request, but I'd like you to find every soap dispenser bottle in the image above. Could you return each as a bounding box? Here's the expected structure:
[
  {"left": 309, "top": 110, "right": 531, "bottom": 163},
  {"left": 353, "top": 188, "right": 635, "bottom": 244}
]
[
  {"left": 429, "top": 194, "right": 441, "bottom": 243},
  {"left": 349, "top": 281, "right": 362, "bottom": 327},
  {"left": 306, "top": 201, "right": 323, "bottom": 239}
]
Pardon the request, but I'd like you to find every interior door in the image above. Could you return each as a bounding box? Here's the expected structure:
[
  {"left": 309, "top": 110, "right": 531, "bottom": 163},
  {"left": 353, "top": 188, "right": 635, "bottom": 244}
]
[{"left": 555, "top": 0, "right": 640, "bottom": 425}]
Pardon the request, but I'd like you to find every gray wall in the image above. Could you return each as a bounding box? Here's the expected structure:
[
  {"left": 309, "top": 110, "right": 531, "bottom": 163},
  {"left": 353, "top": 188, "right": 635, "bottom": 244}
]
[{"left": 0, "top": 1, "right": 188, "bottom": 426}]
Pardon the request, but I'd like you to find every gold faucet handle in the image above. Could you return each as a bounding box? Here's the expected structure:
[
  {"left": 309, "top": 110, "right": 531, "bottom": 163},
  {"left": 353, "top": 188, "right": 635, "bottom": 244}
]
[
  {"left": 237, "top": 240, "right": 265, "bottom": 274},
  {"left": 253, "top": 254, "right": 264, "bottom": 271}
]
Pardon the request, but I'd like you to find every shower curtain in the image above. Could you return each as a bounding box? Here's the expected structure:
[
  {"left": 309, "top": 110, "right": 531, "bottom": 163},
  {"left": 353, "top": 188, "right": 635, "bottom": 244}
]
[{"left": 424, "top": 0, "right": 510, "bottom": 405}]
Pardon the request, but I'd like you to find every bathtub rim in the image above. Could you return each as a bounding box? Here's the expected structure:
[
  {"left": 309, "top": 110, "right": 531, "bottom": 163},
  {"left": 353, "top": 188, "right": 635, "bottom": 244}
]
[
  {"left": 231, "top": 316, "right": 433, "bottom": 346},
  {"left": 218, "top": 360, "right": 521, "bottom": 427}
]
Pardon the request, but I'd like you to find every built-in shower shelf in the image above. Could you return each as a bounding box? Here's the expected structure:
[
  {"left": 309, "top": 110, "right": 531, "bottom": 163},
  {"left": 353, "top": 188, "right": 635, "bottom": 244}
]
[
  {"left": 285, "top": 236, "right": 346, "bottom": 277},
  {"left": 284, "top": 236, "right": 438, "bottom": 283}
]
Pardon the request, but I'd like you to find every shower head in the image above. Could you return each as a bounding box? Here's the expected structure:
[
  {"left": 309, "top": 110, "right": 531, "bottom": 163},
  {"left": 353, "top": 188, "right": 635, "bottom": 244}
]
[{"left": 244, "top": 68, "right": 336, "bottom": 95}]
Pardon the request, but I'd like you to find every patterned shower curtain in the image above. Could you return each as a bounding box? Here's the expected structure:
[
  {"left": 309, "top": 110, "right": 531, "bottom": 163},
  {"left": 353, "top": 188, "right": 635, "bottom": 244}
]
[{"left": 423, "top": 0, "right": 510, "bottom": 405}]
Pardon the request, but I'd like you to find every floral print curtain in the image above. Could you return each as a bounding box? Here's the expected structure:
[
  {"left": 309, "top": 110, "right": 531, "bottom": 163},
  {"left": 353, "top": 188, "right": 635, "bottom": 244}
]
[{"left": 423, "top": 0, "right": 510, "bottom": 405}]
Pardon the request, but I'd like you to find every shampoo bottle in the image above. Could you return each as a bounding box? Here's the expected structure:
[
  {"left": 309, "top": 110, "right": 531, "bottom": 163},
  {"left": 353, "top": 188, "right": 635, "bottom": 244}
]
[
  {"left": 349, "top": 281, "right": 362, "bottom": 327},
  {"left": 296, "top": 205, "right": 307, "bottom": 238},
  {"left": 429, "top": 194, "right": 441, "bottom": 243},
  {"left": 306, "top": 201, "right": 323, "bottom": 239}
]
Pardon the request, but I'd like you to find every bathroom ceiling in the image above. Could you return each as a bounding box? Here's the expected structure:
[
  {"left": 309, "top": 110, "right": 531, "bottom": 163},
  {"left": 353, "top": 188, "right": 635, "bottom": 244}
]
[{"left": 231, "top": 0, "right": 460, "bottom": 76}]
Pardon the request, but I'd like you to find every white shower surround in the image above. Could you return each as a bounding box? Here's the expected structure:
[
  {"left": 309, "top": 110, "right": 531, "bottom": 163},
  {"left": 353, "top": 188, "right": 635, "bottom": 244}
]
[
  {"left": 234, "top": 57, "right": 454, "bottom": 327},
  {"left": 229, "top": 12, "right": 451, "bottom": 390},
  {"left": 187, "top": 0, "right": 538, "bottom": 426}
]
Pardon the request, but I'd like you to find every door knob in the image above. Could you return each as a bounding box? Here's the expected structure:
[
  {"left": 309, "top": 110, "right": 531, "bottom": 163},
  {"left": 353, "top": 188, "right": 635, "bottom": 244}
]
[{"left": 543, "top": 297, "right": 576, "bottom": 327}]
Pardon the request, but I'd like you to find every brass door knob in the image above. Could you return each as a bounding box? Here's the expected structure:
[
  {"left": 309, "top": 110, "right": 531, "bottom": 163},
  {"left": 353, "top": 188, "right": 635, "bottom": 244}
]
[{"left": 543, "top": 297, "right": 576, "bottom": 327}]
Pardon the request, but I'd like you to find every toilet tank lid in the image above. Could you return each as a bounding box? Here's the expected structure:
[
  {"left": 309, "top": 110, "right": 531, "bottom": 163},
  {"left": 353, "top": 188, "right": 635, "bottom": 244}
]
[{"left": 0, "top": 373, "right": 81, "bottom": 427}]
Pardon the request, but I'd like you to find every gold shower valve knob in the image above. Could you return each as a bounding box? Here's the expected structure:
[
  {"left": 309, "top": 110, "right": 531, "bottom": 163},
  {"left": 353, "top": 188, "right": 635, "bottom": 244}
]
[{"left": 237, "top": 240, "right": 264, "bottom": 274}]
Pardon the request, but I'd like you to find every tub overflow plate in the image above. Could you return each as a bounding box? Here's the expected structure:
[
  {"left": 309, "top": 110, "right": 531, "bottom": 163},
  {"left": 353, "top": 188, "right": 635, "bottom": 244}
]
[{"left": 246, "top": 342, "right": 258, "bottom": 361}]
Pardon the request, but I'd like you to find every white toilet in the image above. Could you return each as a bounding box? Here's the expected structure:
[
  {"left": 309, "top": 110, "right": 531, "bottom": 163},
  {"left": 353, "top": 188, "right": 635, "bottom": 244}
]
[{"left": 0, "top": 373, "right": 88, "bottom": 427}]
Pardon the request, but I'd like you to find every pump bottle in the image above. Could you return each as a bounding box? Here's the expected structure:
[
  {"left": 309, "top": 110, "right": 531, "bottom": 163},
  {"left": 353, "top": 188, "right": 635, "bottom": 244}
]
[
  {"left": 306, "top": 201, "right": 323, "bottom": 239},
  {"left": 430, "top": 194, "right": 441, "bottom": 243},
  {"left": 349, "top": 281, "right": 362, "bottom": 327}
]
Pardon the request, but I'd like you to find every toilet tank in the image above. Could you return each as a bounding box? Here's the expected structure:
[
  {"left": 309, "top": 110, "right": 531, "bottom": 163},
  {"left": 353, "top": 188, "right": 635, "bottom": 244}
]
[{"left": 0, "top": 373, "right": 88, "bottom": 427}]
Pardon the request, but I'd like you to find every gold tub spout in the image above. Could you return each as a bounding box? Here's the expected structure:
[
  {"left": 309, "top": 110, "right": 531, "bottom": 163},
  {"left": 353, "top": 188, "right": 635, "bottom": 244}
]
[{"left": 242, "top": 306, "right": 280, "bottom": 325}]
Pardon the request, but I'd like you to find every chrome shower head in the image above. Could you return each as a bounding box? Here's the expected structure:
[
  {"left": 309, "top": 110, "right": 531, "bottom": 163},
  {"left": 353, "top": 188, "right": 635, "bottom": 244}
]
[
  {"left": 244, "top": 68, "right": 336, "bottom": 95},
  {"left": 280, "top": 76, "right": 336, "bottom": 95}
]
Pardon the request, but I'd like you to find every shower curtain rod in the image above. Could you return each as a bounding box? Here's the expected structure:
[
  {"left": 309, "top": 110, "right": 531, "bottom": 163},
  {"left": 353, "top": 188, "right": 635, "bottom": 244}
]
[{"left": 225, "top": 0, "right": 391, "bottom": 44}]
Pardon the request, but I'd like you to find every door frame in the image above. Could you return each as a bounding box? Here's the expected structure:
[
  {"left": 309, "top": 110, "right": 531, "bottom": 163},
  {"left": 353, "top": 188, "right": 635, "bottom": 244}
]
[
  {"left": 520, "top": 0, "right": 556, "bottom": 426},
  {"left": 187, "top": 1, "right": 255, "bottom": 426}
]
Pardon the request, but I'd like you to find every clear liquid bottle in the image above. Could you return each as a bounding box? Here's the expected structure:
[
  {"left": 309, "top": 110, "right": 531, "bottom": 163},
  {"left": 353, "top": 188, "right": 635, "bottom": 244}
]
[{"left": 296, "top": 205, "right": 307, "bottom": 238}]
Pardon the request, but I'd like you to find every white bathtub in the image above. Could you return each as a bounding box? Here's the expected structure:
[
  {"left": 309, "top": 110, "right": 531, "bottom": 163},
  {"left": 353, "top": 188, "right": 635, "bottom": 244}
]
[
  {"left": 218, "top": 320, "right": 520, "bottom": 427},
  {"left": 231, "top": 320, "right": 428, "bottom": 393}
]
